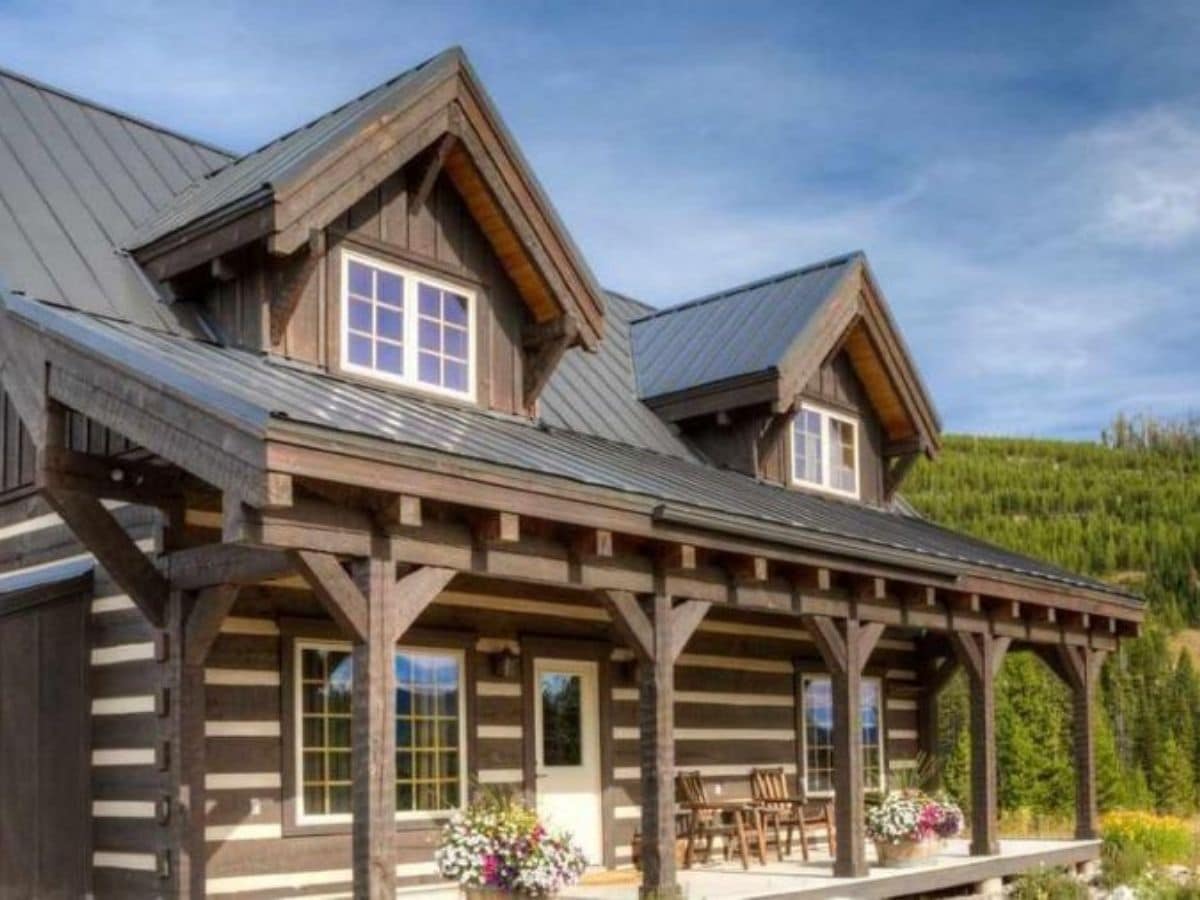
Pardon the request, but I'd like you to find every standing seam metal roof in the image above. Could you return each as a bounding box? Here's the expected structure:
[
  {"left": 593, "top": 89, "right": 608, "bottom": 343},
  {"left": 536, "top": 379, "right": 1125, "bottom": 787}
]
[
  {"left": 4, "top": 291, "right": 1132, "bottom": 603},
  {"left": 0, "top": 65, "right": 232, "bottom": 332},
  {"left": 630, "top": 252, "right": 860, "bottom": 399}
]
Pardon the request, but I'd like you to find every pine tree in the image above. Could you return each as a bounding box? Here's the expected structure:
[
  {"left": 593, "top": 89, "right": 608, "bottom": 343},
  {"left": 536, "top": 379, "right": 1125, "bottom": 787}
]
[
  {"left": 1153, "top": 735, "right": 1194, "bottom": 815},
  {"left": 1093, "top": 702, "right": 1125, "bottom": 811}
]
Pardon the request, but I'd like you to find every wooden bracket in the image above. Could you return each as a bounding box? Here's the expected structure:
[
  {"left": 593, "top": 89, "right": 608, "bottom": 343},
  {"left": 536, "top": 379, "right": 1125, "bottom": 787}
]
[
  {"left": 413, "top": 133, "right": 458, "bottom": 212},
  {"left": 949, "top": 632, "right": 1011, "bottom": 682},
  {"left": 42, "top": 485, "right": 169, "bottom": 627},
  {"left": 522, "top": 315, "right": 578, "bottom": 411},
  {"left": 801, "top": 615, "right": 883, "bottom": 675},
  {"left": 600, "top": 590, "right": 710, "bottom": 664},
  {"left": 268, "top": 229, "right": 325, "bottom": 346},
  {"left": 183, "top": 584, "right": 240, "bottom": 665}
]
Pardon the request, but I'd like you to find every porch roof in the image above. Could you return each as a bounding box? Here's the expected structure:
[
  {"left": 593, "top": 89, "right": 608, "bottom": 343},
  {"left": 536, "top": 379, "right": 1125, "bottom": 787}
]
[{"left": 3, "top": 289, "right": 1137, "bottom": 607}]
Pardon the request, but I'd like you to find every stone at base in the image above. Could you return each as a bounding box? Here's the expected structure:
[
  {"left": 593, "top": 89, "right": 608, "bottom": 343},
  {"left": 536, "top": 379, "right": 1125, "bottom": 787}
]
[
  {"left": 1077, "top": 859, "right": 1100, "bottom": 881},
  {"left": 975, "top": 876, "right": 1004, "bottom": 898}
]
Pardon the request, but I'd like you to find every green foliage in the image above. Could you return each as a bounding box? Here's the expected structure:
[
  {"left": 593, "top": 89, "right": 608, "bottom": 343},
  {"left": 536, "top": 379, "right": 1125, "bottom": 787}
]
[
  {"left": 1008, "top": 865, "right": 1087, "bottom": 900},
  {"left": 909, "top": 416, "right": 1200, "bottom": 820}
]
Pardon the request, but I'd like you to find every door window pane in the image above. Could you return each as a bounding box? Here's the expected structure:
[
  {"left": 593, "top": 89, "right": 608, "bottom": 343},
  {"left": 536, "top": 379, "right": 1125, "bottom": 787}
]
[{"left": 541, "top": 672, "right": 583, "bottom": 766}]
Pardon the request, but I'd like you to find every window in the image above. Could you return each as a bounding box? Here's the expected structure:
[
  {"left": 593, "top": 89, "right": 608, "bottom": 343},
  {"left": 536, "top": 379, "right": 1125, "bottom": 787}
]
[
  {"left": 800, "top": 675, "right": 885, "bottom": 795},
  {"left": 340, "top": 251, "right": 474, "bottom": 400},
  {"left": 295, "top": 641, "right": 466, "bottom": 824},
  {"left": 541, "top": 672, "right": 583, "bottom": 766},
  {"left": 791, "top": 403, "right": 859, "bottom": 499}
]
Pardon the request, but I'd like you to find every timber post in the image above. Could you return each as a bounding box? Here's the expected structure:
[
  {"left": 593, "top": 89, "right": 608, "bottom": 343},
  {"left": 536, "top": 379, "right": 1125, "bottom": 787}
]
[
  {"left": 949, "top": 633, "right": 1010, "bottom": 856},
  {"left": 1055, "top": 645, "right": 1107, "bottom": 840},
  {"left": 602, "top": 591, "right": 709, "bottom": 900},
  {"left": 803, "top": 615, "right": 883, "bottom": 878}
]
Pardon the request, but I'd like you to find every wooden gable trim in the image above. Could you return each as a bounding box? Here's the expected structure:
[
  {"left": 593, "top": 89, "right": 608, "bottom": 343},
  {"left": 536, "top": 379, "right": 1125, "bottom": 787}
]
[{"left": 135, "top": 57, "right": 605, "bottom": 357}]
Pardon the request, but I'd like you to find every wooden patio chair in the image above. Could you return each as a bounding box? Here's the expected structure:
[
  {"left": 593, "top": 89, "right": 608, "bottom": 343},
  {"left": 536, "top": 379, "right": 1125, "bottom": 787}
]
[
  {"left": 749, "top": 767, "right": 835, "bottom": 862},
  {"left": 675, "top": 769, "right": 767, "bottom": 869}
]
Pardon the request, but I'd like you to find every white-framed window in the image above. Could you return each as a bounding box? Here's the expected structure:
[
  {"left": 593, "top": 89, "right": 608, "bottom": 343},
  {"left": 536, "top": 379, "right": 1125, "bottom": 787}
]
[
  {"left": 340, "top": 250, "right": 475, "bottom": 401},
  {"left": 799, "top": 674, "right": 885, "bottom": 796},
  {"left": 791, "top": 402, "right": 860, "bottom": 499},
  {"left": 294, "top": 639, "right": 467, "bottom": 825}
]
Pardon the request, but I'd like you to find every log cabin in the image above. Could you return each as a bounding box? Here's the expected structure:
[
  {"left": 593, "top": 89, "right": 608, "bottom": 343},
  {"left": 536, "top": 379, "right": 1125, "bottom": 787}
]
[{"left": 0, "top": 47, "right": 1142, "bottom": 899}]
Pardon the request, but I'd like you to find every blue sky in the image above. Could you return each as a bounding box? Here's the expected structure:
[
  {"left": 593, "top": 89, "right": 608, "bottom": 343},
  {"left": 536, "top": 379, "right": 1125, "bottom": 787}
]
[{"left": 1, "top": 0, "right": 1196, "bottom": 438}]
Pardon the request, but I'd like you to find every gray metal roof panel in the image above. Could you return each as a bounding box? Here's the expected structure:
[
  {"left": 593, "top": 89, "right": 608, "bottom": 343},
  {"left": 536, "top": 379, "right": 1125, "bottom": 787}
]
[
  {"left": 0, "top": 66, "right": 233, "bottom": 332},
  {"left": 5, "top": 293, "right": 1131, "bottom": 602},
  {"left": 630, "top": 252, "right": 860, "bottom": 399},
  {"left": 128, "top": 48, "right": 462, "bottom": 249},
  {"left": 541, "top": 291, "right": 696, "bottom": 459}
]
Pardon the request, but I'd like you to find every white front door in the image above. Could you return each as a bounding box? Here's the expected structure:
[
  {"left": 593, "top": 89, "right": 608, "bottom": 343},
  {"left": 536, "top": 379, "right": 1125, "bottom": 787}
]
[{"left": 533, "top": 657, "right": 603, "bottom": 864}]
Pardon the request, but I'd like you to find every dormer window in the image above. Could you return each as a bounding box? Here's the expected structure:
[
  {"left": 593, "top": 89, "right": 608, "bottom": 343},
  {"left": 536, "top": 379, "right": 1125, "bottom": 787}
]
[
  {"left": 791, "top": 402, "right": 859, "bottom": 499},
  {"left": 340, "top": 250, "right": 475, "bottom": 400}
]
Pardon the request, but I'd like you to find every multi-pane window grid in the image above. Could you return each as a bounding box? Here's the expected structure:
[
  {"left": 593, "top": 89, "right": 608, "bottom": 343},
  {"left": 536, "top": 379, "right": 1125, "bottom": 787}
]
[
  {"left": 301, "top": 647, "right": 353, "bottom": 816},
  {"left": 345, "top": 260, "right": 405, "bottom": 376},
  {"left": 299, "top": 646, "right": 462, "bottom": 818},
  {"left": 417, "top": 283, "right": 470, "bottom": 393},
  {"left": 794, "top": 408, "right": 824, "bottom": 485},
  {"left": 829, "top": 417, "right": 857, "bottom": 494},
  {"left": 802, "top": 676, "right": 884, "bottom": 795}
]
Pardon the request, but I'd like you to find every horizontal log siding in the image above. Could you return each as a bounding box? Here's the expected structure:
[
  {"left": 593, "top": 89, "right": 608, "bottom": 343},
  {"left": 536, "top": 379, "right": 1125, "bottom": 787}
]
[{"left": 198, "top": 589, "right": 922, "bottom": 892}]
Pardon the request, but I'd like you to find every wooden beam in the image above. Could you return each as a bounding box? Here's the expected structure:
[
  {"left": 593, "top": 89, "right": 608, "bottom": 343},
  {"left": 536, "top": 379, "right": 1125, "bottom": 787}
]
[
  {"left": 413, "top": 133, "right": 458, "bottom": 211},
  {"left": 166, "top": 544, "right": 292, "bottom": 590},
  {"left": 857, "top": 621, "right": 885, "bottom": 663},
  {"left": 390, "top": 565, "right": 455, "bottom": 640},
  {"left": 166, "top": 590, "right": 206, "bottom": 898},
  {"left": 183, "top": 584, "right": 239, "bottom": 666},
  {"left": 378, "top": 494, "right": 422, "bottom": 529},
  {"left": 669, "top": 600, "right": 711, "bottom": 661},
  {"left": 210, "top": 256, "right": 236, "bottom": 283},
  {"left": 291, "top": 550, "right": 368, "bottom": 642},
  {"left": 473, "top": 510, "right": 520, "bottom": 544},
  {"left": 659, "top": 543, "right": 696, "bottom": 571},
  {"left": 601, "top": 590, "right": 654, "bottom": 662},
  {"left": 522, "top": 316, "right": 577, "bottom": 412},
  {"left": 39, "top": 447, "right": 187, "bottom": 507},
  {"left": 802, "top": 614, "right": 848, "bottom": 675},
  {"left": 640, "top": 593, "right": 683, "bottom": 898},
  {"left": 42, "top": 486, "right": 169, "bottom": 627}
]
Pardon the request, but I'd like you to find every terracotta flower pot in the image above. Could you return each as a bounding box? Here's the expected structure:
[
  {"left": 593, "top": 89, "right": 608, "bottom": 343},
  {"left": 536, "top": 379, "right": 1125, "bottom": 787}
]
[
  {"left": 873, "top": 837, "right": 941, "bottom": 868},
  {"left": 463, "top": 888, "right": 543, "bottom": 899}
]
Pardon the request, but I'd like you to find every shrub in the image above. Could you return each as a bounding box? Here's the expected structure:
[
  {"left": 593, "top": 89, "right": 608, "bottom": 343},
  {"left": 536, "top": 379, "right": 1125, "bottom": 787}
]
[
  {"left": 1100, "top": 838, "right": 1149, "bottom": 889},
  {"left": 1101, "top": 811, "right": 1196, "bottom": 867},
  {"left": 1008, "top": 865, "right": 1087, "bottom": 900}
]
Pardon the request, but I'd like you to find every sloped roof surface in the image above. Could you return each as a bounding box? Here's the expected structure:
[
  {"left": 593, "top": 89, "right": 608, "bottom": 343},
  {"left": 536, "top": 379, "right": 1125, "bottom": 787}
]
[
  {"left": 0, "top": 66, "right": 231, "bottom": 329},
  {"left": 631, "top": 252, "right": 859, "bottom": 399},
  {"left": 4, "top": 291, "right": 1133, "bottom": 602},
  {"left": 129, "top": 48, "right": 460, "bottom": 248},
  {"left": 541, "top": 291, "right": 695, "bottom": 459}
]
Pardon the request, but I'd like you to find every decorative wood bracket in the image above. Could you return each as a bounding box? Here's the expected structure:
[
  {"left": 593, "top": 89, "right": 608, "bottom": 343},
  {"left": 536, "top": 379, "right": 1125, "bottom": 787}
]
[
  {"left": 949, "top": 632, "right": 1011, "bottom": 681},
  {"left": 413, "top": 133, "right": 458, "bottom": 212},
  {"left": 269, "top": 228, "right": 325, "bottom": 346},
  {"left": 600, "top": 590, "right": 711, "bottom": 664},
  {"left": 184, "top": 584, "right": 240, "bottom": 665},
  {"left": 292, "top": 549, "right": 455, "bottom": 643},
  {"left": 801, "top": 615, "right": 884, "bottom": 675},
  {"left": 522, "top": 315, "right": 578, "bottom": 412},
  {"left": 42, "top": 485, "right": 169, "bottom": 627}
]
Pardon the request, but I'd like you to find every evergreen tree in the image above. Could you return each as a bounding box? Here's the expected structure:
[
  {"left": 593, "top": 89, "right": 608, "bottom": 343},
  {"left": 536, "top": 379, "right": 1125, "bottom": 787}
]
[
  {"left": 1093, "top": 702, "right": 1125, "bottom": 811},
  {"left": 1152, "top": 735, "right": 1194, "bottom": 815}
]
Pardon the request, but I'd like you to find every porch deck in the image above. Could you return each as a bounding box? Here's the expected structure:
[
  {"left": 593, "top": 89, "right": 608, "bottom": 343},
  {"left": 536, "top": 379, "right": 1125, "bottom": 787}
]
[{"left": 559, "top": 838, "right": 1100, "bottom": 900}]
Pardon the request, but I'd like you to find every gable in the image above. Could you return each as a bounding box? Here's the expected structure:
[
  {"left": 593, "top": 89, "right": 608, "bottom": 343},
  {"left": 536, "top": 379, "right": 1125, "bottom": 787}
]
[
  {"left": 128, "top": 47, "right": 605, "bottom": 353},
  {"left": 632, "top": 252, "right": 941, "bottom": 458}
]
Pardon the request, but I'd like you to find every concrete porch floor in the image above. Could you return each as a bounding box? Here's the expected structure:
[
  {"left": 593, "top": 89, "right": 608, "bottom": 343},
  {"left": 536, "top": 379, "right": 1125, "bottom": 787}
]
[{"left": 557, "top": 838, "right": 1101, "bottom": 900}]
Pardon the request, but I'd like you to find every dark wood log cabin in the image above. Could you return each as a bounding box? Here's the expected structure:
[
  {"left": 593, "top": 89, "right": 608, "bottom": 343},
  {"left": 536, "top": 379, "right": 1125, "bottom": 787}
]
[{"left": 0, "top": 48, "right": 1141, "bottom": 899}]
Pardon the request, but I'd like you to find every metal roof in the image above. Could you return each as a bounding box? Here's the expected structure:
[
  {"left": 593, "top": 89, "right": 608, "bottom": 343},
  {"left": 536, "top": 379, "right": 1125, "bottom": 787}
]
[
  {"left": 5, "top": 291, "right": 1133, "bottom": 603},
  {"left": 541, "top": 291, "right": 697, "bottom": 459},
  {"left": 0, "top": 66, "right": 232, "bottom": 331},
  {"left": 128, "top": 48, "right": 461, "bottom": 249},
  {"left": 630, "top": 252, "right": 860, "bottom": 400}
]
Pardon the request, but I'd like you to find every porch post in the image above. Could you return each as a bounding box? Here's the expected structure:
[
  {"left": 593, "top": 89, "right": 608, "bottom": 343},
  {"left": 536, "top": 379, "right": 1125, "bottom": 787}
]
[
  {"left": 640, "top": 593, "right": 678, "bottom": 899},
  {"left": 1055, "top": 645, "right": 1107, "bottom": 840},
  {"left": 294, "top": 549, "right": 455, "bottom": 900},
  {"left": 352, "top": 557, "right": 399, "bottom": 899},
  {"left": 167, "top": 583, "right": 239, "bottom": 898},
  {"left": 601, "top": 590, "right": 709, "bottom": 900},
  {"left": 949, "top": 633, "right": 1009, "bottom": 856},
  {"left": 803, "top": 616, "right": 884, "bottom": 878}
]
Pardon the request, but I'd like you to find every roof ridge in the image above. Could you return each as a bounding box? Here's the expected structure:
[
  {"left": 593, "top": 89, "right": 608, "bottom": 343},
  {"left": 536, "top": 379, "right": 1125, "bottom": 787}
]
[
  {"left": 0, "top": 63, "right": 237, "bottom": 159},
  {"left": 630, "top": 250, "right": 863, "bottom": 324},
  {"left": 197, "top": 46, "right": 462, "bottom": 182}
]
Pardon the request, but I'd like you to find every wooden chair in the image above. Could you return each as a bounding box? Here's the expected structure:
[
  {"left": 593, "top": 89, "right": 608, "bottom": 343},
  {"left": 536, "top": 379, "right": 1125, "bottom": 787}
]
[
  {"left": 675, "top": 770, "right": 766, "bottom": 869},
  {"left": 750, "top": 767, "right": 835, "bottom": 861}
]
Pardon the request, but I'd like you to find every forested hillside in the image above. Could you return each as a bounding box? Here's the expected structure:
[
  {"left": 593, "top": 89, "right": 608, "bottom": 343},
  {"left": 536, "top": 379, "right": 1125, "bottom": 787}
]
[{"left": 904, "top": 415, "right": 1200, "bottom": 818}]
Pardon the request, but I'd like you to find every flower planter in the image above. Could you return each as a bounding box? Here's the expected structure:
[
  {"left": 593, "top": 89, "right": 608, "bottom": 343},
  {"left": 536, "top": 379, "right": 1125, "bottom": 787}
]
[
  {"left": 873, "top": 837, "right": 941, "bottom": 868},
  {"left": 463, "top": 888, "right": 542, "bottom": 899}
]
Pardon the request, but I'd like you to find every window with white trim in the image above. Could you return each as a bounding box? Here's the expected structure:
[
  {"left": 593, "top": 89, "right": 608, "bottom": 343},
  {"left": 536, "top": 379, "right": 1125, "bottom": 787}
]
[
  {"left": 295, "top": 641, "right": 466, "bottom": 823},
  {"left": 800, "top": 675, "right": 884, "bottom": 795},
  {"left": 340, "top": 250, "right": 475, "bottom": 400},
  {"left": 791, "top": 403, "right": 860, "bottom": 499}
]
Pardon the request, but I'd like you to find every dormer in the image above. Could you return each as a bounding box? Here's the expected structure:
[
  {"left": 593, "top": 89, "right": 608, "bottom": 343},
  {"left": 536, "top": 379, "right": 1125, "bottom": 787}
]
[
  {"left": 631, "top": 252, "right": 941, "bottom": 502},
  {"left": 125, "top": 47, "right": 605, "bottom": 416}
]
